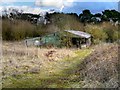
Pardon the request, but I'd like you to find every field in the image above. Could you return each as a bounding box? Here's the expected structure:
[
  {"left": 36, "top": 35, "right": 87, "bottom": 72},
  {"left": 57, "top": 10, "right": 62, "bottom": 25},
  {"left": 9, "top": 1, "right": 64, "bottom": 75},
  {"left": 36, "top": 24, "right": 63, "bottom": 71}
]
[{"left": 2, "top": 41, "right": 118, "bottom": 88}]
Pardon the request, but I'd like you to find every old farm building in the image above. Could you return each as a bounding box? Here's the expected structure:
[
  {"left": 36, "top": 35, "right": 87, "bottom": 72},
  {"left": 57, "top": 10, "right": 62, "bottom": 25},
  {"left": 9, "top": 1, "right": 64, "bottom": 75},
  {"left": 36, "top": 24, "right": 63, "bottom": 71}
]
[
  {"left": 64, "top": 30, "right": 91, "bottom": 48},
  {"left": 25, "top": 30, "right": 92, "bottom": 48}
]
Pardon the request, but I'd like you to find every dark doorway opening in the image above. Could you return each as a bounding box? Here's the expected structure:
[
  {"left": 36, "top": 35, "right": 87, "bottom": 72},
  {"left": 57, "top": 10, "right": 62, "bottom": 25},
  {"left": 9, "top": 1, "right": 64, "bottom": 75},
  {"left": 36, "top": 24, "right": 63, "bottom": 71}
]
[
  {"left": 71, "top": 38, "right": 78, "bottom": 45},
  {"left": 71, "top": 38, "right": 81, "bottom": 48}
]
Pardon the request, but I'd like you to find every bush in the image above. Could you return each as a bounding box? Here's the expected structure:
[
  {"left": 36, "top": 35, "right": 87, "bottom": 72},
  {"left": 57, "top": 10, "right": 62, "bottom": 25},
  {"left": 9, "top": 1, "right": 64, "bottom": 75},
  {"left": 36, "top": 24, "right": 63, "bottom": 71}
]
[
  {"left": 101, "top": 22, "right": 119, "bottom": 43},
  {"left": 85, "top": 24, "right": 108, "bottom": 44},
  {"left": 2, "top": 18, "right": 119, "bottom": 43},
  {"left": 2, "top": 20, "right": 37, "bottom": 40},
  {"left": 85, "top": 22, "right": 119, "bottom": 44},
  {"left": 2, "top": 20, "right": 14, "bottom": 40}
]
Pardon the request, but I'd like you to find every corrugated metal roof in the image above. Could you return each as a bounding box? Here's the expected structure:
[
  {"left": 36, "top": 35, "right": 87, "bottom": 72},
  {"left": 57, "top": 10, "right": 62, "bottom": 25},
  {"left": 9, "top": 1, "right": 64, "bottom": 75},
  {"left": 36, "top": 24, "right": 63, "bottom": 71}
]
[{"left": 65, "top": 30, "right": 91, "bottom": 38}]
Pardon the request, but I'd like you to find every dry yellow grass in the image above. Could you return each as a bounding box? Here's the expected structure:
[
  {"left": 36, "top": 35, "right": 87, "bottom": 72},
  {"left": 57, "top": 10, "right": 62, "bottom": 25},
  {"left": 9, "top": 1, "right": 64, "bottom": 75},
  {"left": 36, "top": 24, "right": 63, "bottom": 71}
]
[
  {"left": 2, "top": 41, "right": 118, "bottom": 88},
  {"left": 2, "top": 41, "right": 92, "bottom": 88},
  {"left": 2, "top": 41, "right": 83, "bottom": 78}
]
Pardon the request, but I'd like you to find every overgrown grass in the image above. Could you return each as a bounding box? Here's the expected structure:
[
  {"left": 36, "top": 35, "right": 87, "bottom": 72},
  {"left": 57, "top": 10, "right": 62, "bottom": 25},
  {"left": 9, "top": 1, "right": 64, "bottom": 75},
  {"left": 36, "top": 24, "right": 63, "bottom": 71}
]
[{"left": 2, "top": 49, "right": 92, "bottom": 88}]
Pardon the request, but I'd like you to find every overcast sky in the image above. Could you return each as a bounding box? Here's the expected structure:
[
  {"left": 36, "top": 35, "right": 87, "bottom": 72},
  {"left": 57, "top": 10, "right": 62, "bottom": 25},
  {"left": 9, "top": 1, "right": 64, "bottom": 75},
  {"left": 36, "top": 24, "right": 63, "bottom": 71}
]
[{"left": 0, "top": 0, "right": 119, "bottom": 15}]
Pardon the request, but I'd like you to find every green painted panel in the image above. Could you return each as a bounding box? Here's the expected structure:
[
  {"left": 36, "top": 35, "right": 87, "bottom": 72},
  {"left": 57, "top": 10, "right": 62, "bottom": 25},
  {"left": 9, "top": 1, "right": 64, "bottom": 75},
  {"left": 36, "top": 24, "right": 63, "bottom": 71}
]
[{"left": 41, "top": 33, "right": 61, "bottom": 46}]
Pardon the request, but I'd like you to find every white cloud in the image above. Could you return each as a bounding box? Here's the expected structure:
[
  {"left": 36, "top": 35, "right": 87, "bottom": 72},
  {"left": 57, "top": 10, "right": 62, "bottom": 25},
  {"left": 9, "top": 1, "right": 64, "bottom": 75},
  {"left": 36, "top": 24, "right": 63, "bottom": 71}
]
[
  {"left": 1, "top": 6, "right": 49, "bottom": 15},
  {"left": 35, "top": 0, "right": 63, "bottom": 8},
  {"left": 35, "top": 0, "right": 76, "bottom": 11},
  {"left": 35, "top": 0, "right": 119, "bottom": 11},
  {"left": 1, "top": 0, "right": 119, "bottom": 15},
  {"left": 21, "top": 6, "right": 47, "bottom": 14},
  {"left": 0, "top": 7, "right": 2, "bottom": 16}
]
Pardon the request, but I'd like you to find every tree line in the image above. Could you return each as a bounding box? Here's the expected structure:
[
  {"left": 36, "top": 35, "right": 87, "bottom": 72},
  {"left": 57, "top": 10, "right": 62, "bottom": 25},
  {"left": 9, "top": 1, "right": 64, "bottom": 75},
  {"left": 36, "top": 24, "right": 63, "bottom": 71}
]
[
  {"left": 2, "top": 9, "right": 120, "bottom": 24},
  {"left": 2, "top": 9, "right": 120, "bottom": 43}
]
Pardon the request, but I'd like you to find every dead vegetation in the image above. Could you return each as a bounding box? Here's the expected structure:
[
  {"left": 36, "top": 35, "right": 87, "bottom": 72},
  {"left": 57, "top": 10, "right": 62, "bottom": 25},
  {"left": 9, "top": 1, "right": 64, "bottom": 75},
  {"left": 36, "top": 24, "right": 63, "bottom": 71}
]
[
  {"left": 2, "top": 41, "right": 78, "bottom": 79},
  {"left": 2, "top": 41, "right": 118, "bottom": 88},
  {"left": 75, "top": 43, "right": 118, "bottom": 88}
]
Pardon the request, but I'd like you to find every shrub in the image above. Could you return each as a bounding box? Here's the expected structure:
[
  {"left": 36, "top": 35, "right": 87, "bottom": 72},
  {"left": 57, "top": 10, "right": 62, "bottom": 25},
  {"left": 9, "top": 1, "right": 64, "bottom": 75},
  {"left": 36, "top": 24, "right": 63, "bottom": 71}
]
[
  {"left": 2, "top": 20, "right": 37, "bottom": 40},
  {"left": 2, "top": 20, "right": 14, "bottom": 40},
  {"left": 85, "top": 24, "right": 108, "bottom": 44},
  {"left": 101, "top": 22, "right": 119, "bottom": 43}
]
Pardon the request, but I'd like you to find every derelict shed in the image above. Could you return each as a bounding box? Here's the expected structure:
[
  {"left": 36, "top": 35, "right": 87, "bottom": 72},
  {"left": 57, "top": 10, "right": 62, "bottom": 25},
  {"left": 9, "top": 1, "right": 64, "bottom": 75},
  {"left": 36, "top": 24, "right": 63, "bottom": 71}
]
[
  {"left": 40, "top": 30, "right": 92, "bottom": 48},
  {"left": 24, "top": 30, "right": 91, "bottom": 48},
  {"left": 64, "top": 30, "right": 92, "bottom": 48}
]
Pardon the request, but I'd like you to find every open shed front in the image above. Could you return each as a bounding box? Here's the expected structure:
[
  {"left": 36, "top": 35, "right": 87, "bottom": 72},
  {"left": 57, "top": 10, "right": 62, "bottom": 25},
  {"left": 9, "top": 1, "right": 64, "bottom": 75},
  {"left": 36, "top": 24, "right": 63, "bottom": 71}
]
[
  {"left": 64, "top": 30, "right": 92, "bottom": 48},
  {"left": 71, "top": 37, "right": 91, "bottom": 48}
]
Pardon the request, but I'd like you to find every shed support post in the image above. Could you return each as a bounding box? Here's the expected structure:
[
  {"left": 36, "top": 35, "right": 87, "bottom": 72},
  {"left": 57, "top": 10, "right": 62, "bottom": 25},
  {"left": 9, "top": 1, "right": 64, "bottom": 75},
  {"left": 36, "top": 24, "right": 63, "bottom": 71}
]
[{"left": 79, "top": 40, "right": 81, "bottom": 49}]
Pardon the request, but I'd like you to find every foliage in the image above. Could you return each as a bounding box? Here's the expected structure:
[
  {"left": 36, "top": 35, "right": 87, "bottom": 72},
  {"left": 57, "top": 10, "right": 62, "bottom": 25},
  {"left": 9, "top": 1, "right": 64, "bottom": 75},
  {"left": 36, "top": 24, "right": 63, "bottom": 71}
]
[
  {"left": 85, "top": 24, "right": 108, "bottom": 44},
  {"left": 101, "top": 22, "right": 119, "bottom": 42},
  {"left": 49, "top": 13, "right": 83, "bottom": 31},
  {"left": 2, "top": 13, "right": 84, "bottom": 41},
  {"left": 2, "top": 9, "right": 119, "bottom": 43},
  {"left": 102, "top": 10, "right": 120, "bottom": 21},
  {"left": 2, "top": 19, "right": 60, "bottom": 40},
  {"left": 2, "top": 19, "right": 37, "bottom": 40},
  {"left": 59, "top": 31, "right": 79, "bottom": 48},
  {"left": 79, "top": 9, "right": 120, "bottom": 23},
  {"left": 79, "top": 9, "right": 93, "bottom": 24}
]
